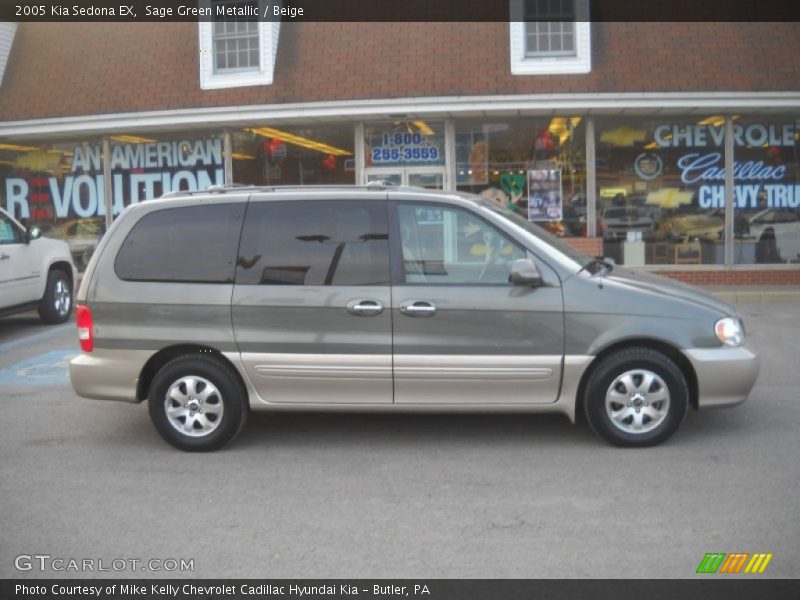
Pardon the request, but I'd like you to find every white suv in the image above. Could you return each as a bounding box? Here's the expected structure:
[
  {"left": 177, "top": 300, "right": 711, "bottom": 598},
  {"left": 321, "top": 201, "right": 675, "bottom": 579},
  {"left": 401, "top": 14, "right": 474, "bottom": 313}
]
[{"left": 0, "top": 207, "right": 77, "bottom": 324}]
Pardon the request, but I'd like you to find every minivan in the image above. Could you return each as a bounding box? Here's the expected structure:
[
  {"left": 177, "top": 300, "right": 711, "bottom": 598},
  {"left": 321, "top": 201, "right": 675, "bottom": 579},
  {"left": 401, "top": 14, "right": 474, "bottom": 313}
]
[{"left": 70, "top": 184, "right": 760, "bottom": 451}]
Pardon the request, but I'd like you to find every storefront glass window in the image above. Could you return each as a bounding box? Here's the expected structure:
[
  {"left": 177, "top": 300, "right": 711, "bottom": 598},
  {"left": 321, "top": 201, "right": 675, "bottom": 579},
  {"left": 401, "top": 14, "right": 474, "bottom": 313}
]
[
  {"left": 0, "top": 131, "right": 224, "bottom": 271},
  {"left": 595, "top": 116, "right": 728, "bottom": 265},
  {"left": 731, "top": 115, "right": 800, "bottom": 264},
  {"left": 232, "top": 124, "right": 355, "bottom": 186},
  {"left": 454, "top": 117, "right": 586, "bottom": 238},
  {"left": 363, "top": 121, "right": 446, "bottom": 188}
]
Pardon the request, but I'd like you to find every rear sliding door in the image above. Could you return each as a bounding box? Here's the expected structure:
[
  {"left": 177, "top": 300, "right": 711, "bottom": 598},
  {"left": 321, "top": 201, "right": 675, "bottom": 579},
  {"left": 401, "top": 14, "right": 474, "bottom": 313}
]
[{"left": 232, "top": 193, "right": 393, "bottom": 404}]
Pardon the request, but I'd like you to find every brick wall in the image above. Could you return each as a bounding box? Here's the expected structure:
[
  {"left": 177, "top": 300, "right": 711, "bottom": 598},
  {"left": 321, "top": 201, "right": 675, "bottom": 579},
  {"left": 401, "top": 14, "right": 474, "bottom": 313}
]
[
  {"left": 650, "top": 269, "right": 800, "bottom": 286},
  {"left": 563, "top": 237, "right": 603, "bottom": 256},
  {"left": 1, "top": 22, "right": 799, "bottom": 120}
]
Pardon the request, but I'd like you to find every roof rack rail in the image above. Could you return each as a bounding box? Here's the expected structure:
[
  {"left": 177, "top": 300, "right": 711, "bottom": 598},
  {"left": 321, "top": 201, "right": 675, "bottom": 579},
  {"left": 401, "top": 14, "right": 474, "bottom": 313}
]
[{"left": 158, "top": 182, "right": 436, "bottom": 199}]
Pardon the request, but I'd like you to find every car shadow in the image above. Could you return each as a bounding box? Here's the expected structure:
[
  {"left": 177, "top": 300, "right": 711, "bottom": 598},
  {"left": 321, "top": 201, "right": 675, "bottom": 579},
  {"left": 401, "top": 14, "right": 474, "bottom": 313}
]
[{"left": 234, "top": 411, "right": 598, "bottom": 450}]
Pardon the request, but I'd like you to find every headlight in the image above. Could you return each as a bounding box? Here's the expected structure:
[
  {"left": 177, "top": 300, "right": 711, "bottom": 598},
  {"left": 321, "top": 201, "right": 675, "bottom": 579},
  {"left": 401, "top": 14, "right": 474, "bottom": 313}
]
[{"left": 715, "top": 317, "right": 743, "bottom": 347}]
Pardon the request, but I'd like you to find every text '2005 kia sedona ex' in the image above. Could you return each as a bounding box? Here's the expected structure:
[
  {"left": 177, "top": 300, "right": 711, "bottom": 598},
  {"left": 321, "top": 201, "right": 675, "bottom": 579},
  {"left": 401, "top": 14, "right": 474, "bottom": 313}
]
[{"left": 69, "top": 185, "right": 760, "bottom": 451}]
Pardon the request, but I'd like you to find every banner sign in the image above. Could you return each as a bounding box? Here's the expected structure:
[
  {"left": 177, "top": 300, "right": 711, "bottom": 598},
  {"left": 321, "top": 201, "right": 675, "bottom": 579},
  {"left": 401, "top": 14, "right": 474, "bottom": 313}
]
[
  {"left": 627, "top": 122, "right": 800, "bottom": 210},
  {"left": 4, "top": 138, "right": 224, "bottom": 220}
]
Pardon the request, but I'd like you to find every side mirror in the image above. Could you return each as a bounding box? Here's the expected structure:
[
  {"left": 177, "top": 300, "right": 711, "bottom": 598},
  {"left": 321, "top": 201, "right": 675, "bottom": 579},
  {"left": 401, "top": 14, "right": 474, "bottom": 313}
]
[
  {"left": 25, "top": 226, "right": 41, "bottom": 244},
  {"left": 509, "top": 258, "right": 542, "bottom": 286}
]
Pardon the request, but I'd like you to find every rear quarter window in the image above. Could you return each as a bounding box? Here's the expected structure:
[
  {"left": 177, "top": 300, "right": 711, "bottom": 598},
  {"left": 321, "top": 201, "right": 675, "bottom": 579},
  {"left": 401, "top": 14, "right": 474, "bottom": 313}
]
[{"left": 114, "top": 203, "right": 245, "bottom": 283}]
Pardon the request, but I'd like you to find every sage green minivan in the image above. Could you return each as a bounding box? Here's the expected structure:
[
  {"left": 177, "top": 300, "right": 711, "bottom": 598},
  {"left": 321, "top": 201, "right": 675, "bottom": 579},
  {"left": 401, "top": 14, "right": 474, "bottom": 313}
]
[{"left": 70, "top": 185, "right": 760, "bottom": 451}]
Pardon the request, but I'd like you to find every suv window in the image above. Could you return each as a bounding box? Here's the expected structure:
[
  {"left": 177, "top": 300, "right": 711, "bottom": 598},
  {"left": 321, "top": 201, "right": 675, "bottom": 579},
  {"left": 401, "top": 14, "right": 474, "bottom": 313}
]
[
  {"left": 115, "top": 203, "right": 245, "bottom": 283},
  {"left": 236, "top": 200, "right": 390, "bottom": 286},
  {"left": 397, "top": 203, "right": 526, "bottom": 284},
  {"left": 0, "top": 211, "right": 23, "bottom": 244}
]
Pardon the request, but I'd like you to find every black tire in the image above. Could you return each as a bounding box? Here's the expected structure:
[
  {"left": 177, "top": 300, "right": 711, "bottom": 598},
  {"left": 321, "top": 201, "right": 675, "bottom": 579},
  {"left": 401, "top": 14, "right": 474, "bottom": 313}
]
[
  {"left": 38, "top": 269, "right": 72, "bottom": 324},
  {"left": 148, "top": 354, "right": 248, "bottom": 451},
  {"left": 584, "top": 347, "right": 689, "bottom": 447}
]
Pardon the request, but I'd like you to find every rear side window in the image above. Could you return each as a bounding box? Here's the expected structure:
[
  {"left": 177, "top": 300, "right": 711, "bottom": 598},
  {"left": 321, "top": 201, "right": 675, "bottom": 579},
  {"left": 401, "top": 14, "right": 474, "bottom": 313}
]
[
  {"left": 236, "top": 200, "right": 390, "bottom": 286},
  {"left": 115, "top": 203, "right": 245, "bottom": 283}
]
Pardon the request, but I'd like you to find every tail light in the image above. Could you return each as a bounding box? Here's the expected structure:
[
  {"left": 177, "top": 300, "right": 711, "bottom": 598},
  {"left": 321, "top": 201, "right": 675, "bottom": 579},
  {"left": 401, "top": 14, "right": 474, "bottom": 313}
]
[{"left": 76, "top": 304, "right": 94, "bottom": 352}]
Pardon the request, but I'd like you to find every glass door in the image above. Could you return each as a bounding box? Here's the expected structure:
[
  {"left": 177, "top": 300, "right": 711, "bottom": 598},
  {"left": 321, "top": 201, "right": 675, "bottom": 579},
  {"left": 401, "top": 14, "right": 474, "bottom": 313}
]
[
  {"left": 407, "top": 168, "right": 445, "bottom": 189},
  {"left": 365, "top": 167, "right": 445, "bottom": 189}
]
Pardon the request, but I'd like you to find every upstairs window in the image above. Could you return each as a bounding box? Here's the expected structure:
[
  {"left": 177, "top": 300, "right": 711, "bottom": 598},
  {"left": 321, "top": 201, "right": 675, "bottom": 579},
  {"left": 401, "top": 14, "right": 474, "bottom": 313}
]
[
  {"left": 198, "top": 0, "right": 281, "bottom": 90},
  {"left": 213, "top": 18, "right": 260, "bottom": 72},
  {"left": 510, "top": 0, "right": 591, "bottom": 75}
]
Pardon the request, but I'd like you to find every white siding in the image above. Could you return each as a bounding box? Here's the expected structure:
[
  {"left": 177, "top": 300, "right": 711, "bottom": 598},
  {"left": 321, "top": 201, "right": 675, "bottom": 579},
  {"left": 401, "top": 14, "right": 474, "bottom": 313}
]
[{"left": 0, "top": 22, "right": 17, "bottom": 86}]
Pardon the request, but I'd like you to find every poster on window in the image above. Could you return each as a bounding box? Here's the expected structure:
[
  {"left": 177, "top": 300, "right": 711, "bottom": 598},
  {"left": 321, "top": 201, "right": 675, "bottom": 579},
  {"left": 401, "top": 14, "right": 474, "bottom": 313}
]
[{"left": 527, "top": 169, "right": 562, "bottom": 221}]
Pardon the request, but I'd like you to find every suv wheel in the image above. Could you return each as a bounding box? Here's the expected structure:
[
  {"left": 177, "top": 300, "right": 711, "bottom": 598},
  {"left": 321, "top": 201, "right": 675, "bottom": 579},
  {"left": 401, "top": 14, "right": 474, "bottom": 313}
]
[
  {"left": 584, "top": 348, "right": 689, "bottom": 447},
  {"left": 38, "top": 269, "right": 72, "bottom": 324},
  {"left": 148, "top": 355, "right": 248, "bottom": 451}
]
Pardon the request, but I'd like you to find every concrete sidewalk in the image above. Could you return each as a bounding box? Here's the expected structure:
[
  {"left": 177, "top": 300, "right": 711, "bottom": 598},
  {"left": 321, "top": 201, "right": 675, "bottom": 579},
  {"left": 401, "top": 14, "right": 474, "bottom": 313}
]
[{"left": 701, "top": 285, "right": 800, "bottom": 303}]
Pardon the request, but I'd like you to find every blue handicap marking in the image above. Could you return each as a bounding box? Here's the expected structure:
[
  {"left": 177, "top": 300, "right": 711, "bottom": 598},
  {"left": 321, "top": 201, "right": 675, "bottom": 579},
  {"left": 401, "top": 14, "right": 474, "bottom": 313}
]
[{"left": 0, "top": 349, "right": 78, "bottom": 386}]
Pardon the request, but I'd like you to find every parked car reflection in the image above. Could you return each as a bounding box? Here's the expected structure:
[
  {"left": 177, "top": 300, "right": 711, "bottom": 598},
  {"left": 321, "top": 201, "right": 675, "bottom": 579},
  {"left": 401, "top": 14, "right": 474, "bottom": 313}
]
[
  {"left": 748, "top": 208, "right": 800, "bottom": 263},
  {"left": 40, "top": 217, "right": 106, "bottom": 271}
]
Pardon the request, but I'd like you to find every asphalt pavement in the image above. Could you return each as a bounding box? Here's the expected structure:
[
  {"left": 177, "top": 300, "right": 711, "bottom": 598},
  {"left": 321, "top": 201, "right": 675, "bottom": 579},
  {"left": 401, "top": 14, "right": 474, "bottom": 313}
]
[{"left": 0, "top": 303, "right": 798, "bottom": 579}]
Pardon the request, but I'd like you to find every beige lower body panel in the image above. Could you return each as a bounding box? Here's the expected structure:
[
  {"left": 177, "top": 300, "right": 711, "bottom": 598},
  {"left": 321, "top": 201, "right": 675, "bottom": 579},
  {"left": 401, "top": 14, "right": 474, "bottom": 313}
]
[
  {"left": 394, "top": 354, "right": 563, "bottom": 404},
  {"left": 682, "top": 346, "right": 760, "bottom": 408},
  {"left": 234, "top": 352, "right": 594, "bottom": 422},
  {"left": 69, "top": 348, "right": 153, "bottom": 403},
  {"left": 238, "top": 352, "right": 393, "bottom": 404}
]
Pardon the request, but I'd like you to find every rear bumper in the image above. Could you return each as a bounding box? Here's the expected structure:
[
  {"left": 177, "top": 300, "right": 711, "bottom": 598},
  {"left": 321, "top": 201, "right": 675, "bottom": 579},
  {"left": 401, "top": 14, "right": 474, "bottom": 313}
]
[
  {"left": 69, "top": 349, "right": 151, "bottom": 403},
  {"left": 682, "top": 346, "right": 760, "bottom": 408}
]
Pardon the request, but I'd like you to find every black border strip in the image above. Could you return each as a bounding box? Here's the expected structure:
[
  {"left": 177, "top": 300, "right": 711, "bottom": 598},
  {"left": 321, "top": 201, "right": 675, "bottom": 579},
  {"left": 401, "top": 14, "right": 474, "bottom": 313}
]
[
  {"left": 2, "top": 0, "right": 800, "bottom": 22},
  {"left": 3, "top": 579, "right": 800, "bottom": 600}
]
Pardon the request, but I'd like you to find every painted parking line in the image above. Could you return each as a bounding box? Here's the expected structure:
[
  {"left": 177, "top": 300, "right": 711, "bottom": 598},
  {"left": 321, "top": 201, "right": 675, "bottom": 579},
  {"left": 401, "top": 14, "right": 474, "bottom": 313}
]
[
  {"left": 0, "top": 349, "right": 77, "bottom": 386},
  {"left": 0, "top": 323, "right": 73, "bottom": 354}
]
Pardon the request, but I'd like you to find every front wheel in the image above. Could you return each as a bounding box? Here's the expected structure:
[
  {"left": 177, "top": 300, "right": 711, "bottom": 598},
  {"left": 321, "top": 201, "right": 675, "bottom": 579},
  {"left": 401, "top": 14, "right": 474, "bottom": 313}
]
[
  {"left": 148, "top": 355, "right": 248, "bottom": 451},
  {"left": 38, "top": 269, "right": 72, "bottom": 324},
  {"left": 584, "top": 348, "right": 689, "bottom": 447}
]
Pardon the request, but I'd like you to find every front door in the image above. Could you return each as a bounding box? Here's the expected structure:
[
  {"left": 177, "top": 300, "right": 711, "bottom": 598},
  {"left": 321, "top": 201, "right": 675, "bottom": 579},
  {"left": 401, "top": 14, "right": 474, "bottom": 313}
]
[
  {"left": 0, "top": 211, "right": 40, "bottom": 307},
  {"left": 232, "top": 193, "right": 393, "bottom": 404},
  {"left": 389, "top": 196, "right": 565, "bottom": 405}
]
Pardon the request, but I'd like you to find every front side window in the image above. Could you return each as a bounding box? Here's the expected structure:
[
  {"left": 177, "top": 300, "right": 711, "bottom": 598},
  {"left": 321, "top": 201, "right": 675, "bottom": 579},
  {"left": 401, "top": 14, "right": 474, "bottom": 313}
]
[
  {"left": 397, "top": 203, "right": 526, "bottom": 285},
  {"left": 0, "top": 211, "right": 23, "bottom": 244},
  {"left": 236, "top": 200, "right": 390, "bottom": 286},
  {"left": 115, "top": 204, "right": 245, "bottom": 283}
]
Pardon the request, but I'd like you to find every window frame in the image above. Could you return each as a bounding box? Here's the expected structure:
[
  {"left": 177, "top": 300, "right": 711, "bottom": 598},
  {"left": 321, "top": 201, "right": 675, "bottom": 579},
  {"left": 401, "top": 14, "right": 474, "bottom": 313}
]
[
  {"left": 389, "top": 200, "right": 529, "bottom": 287},
  {"left": 198, "top": 0, "right": 280, "bottom": 90},
  {"left": 114, "top": 204, "right": 246, "bottom": 284},
  {"left": 509, "top": 0, "right": 591, "bottom": 75},
  {"left": 0, "top": 210, "right": 24, "bottom": 245},
  {"left": 234, "top": 199, "right": 392, "bottom": 287}
]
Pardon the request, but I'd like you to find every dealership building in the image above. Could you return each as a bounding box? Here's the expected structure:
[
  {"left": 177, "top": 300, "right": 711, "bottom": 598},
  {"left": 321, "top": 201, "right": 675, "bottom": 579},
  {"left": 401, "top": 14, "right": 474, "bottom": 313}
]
[{"left": 0, "top": 11, "right": 799, "bottom": 283}]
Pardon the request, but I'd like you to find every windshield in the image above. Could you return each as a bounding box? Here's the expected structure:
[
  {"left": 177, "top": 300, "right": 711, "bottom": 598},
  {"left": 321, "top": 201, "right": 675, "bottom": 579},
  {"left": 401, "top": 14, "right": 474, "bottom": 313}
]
[{"left": 481, "top": 201, "right": 592, "bottom": 269}]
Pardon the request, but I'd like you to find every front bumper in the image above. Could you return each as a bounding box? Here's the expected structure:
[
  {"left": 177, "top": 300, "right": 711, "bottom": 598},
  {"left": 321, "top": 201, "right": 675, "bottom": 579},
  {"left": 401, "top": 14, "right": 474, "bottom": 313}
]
[{"left": 682, "top": 346, "right": 760, "bottom": 408}]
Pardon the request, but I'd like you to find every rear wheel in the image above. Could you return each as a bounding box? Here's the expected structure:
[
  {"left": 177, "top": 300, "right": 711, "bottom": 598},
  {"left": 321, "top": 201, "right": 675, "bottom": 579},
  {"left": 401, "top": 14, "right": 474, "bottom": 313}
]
[
  {"left": 584, "top": 348, "right": 689, "bottom": 447},
  {"left": 38, "top": 269, "right": 72, "bottom": 324},
  {"left": 148, "top": 355, "right": 248, "bottom": 451}
]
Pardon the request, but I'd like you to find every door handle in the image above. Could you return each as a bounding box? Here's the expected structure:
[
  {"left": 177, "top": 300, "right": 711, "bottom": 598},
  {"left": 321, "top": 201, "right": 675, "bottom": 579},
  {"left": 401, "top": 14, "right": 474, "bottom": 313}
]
[
  {"left": 399, "top": 300, "right": 438, "bottom": 318},
  {"left": 0, "top": 253, "right": 9, "bottom": 261},
  {"left": 346, "top": 298, "right": 384, "bottom": 317}
]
